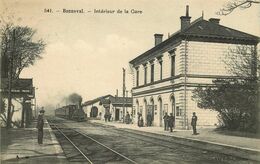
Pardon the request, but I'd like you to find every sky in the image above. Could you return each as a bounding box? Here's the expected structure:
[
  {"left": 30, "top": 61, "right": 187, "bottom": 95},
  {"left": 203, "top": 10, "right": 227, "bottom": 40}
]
[{"left": 1, "top": 0, "right": 259, "bottom": 109}]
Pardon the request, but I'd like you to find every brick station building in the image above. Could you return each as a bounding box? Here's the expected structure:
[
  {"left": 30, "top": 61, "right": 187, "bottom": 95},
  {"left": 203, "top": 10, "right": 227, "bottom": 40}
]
[{"left": 129, "top": 6, "right": 259, "bottom": 129}]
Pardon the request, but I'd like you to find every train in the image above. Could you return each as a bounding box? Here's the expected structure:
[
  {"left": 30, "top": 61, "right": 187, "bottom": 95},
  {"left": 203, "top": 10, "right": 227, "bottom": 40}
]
[{"left": 55, "top": 104, "right": 86, "bottom": 121}]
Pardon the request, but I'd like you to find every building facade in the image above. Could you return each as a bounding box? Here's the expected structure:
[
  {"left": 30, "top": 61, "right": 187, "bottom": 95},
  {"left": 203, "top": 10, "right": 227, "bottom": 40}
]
[
  {"left": 129, "top": 6, "right": 258, "bottom": 129},
  {"left": 82, "top": 95, "right": 132, "bottom": 121}
]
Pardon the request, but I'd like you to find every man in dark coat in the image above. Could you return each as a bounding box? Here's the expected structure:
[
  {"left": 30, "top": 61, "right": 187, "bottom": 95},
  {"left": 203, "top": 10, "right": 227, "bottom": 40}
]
[
  {"left": 191, "top": 112, "right": 198, "bottom": 135},
  {"left": 168, "top": 113, "right": 175, "bottom": 132},
  {"left": 125, "top": 112, "right": 130, "bottom": 124},
  {"left": 139, "top": 114, "right": 144, "bottom": 127},
  {"left": 36, "top": 109, "right": 45, "bottom": 145},
  {"left": 108, "top": 113, "right": 112, "bottom": 122},
  {"left": 163, "top": 112, "right": 169, "bottom": 131},
  {"left": 137, "top": 112, "right": 142, "bottom": 127}
]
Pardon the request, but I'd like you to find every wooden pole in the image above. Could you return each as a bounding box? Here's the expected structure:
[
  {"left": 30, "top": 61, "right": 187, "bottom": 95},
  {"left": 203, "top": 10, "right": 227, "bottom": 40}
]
[
  {"left": 21, "top": 97, "right": 25, "bottom": 128},
  {"left": 6, "top": 29, "right": 15, "bottom": 128}
]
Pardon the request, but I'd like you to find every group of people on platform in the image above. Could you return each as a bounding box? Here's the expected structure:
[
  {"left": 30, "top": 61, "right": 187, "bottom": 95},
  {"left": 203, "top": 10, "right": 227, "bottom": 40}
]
[
  {"left": 136, "top": 112, "right": 153, "bottom": 127},
  {"left": 104, "top": 112, "right": 112, "bottom": 122},
  {"left": 163, "top": 112, "right": 175, "bottom": 132},
  {"left": 103, "top": 110, "right": 198, "bottom": 135},
  {"left": 136, "top": 111, "right": 198, "bottom": 135}
]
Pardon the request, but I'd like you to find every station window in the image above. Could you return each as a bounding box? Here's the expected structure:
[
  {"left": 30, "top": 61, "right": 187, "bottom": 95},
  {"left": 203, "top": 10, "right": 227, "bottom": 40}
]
[
  {"left": 171, "top": 55, "right": 176, "bottom": 77},
  {"left": 136, "top": 68, "right": 139, "bottom": 87},
  {"left": 164, "top": 104, "right": 168, "bottom": 115},
  {"left": 144, "top": 65, "right": 147, "bottom": 84},
  {"left": 151, "top": 63, "right": 154, "bottom": 83},
  {"left": 176, "top": 106, "right": 183, "bottom": 116},
  {"left": 159, "top": 60, "right": 163, "bottom": 80}
]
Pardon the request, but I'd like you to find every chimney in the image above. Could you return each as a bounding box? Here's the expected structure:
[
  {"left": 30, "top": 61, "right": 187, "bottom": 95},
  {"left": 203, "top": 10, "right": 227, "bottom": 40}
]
[
  {"left": 116, "top": 89, "right": 118, "bottom": 97},
  {"left": 209, "top": 18, "right": 220, "bottom": 24},
  {"left": 180, "top": 5, "right": 191, "bottom": 31},
  {"left": 154, "top": 34, "right": 163, "bottom": 46},
  {"left": 78, "top": 99, "right": 82, "bottom": 109}
]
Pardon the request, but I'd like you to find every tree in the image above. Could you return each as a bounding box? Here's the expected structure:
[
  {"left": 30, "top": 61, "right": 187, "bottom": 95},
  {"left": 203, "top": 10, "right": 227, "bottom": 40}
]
[
  {"left": 217, "top": 0, "right": 260, "bottom": 15},
  {"left": 0, "top": 98, "right": 7, "bottom": 127},
  {"left": 224, "top": 45, "right": 259, "bottom": 78},
  {"left": 193, "top": 79, "right": 258, "bottom": 132},
  {"left": 1, "top": 24, "right": 45, "bottom": 79},
  {"left": 1, "top": 23, "right": 45, "bottom": 128},
  {"left": 192, "top": 45, "right": 259, "bottom": 132}
]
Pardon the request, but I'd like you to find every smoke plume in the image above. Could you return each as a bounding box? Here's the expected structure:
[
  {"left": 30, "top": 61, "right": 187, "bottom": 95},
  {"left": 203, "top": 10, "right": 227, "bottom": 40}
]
[{"left": 62, "top": 93, "right": 83, "bottom": 105}]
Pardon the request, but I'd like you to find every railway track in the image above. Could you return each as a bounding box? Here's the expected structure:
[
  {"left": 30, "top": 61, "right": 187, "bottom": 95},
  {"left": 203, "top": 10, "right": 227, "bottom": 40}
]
[
  {"left": 89, "top": 122, "right": 260, "bottom": 163},
  {"left": 48, "top": 119, "right": 137, "bottom": 164},
  {"left": 49, "top": 117, "right": 258, "bottom": 164}
]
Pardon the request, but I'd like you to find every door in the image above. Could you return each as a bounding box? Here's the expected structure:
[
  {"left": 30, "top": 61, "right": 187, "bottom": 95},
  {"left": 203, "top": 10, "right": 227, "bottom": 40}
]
[
  {"left": 90, "top": 106, "right": 98, "bottom": 117},
  {"left": 115, "top": 108, "right": 120, "bottom": 121},
  {"left": 147, "top": 105, "right": 154, "bottom": 125},
  {"left": 159, "top": 99, "right": 163, "bottom": 127}
]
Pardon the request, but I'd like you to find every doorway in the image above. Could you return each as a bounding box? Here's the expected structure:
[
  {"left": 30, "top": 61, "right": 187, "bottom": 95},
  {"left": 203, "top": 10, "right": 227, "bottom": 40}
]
[
  {"left": 159, "top": 97, "right": 162, "bottom": 127},
  {"left": 147, "top": 98, "right": 154, "bottom": 126},
  {"left": 115, "top": 108, "right": 120, "bottom": 121},
  {"left": 90, "top": 106, "right": 98, "bottom": 117}
]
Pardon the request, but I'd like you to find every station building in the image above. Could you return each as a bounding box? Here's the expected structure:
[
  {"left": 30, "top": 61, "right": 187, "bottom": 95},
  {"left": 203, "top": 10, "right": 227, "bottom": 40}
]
[
  {"left": 129, "top": 6, "right": 259, "bottom": 129},
  {"left": 82, "top": 95, "right": 132, "bottom": 121}
]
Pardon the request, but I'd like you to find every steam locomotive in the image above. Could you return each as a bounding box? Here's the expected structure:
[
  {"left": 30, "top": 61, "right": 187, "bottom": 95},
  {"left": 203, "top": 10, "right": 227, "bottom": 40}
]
[{"left": 55, "top": 104, "right": 86, "bottom": 122}]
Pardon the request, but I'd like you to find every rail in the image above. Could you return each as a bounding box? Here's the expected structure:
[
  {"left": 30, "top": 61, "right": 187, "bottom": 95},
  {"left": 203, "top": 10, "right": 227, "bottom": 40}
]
[
  {"left": 49, "top": 122, "right": 93, "bottom": 163},
  {"left": 48, "top": 119, "right": 137, "bottom": 164}
]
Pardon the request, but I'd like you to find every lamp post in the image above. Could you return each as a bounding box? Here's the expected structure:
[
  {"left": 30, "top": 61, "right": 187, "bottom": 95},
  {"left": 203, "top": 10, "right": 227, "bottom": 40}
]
[{"left": 34, "top": 87, "right": 38, "bottom": 119}]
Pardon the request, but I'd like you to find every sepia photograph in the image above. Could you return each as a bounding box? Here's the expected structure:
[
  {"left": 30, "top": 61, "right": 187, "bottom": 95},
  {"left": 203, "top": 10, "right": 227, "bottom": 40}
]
[{"left": 0, "top": 0, "right": 260, "bottom": 163}]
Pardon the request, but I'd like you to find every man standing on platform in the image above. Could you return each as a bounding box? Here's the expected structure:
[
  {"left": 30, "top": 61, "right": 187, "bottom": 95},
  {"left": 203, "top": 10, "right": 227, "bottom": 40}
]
[
  {"left": 36, "top": 109, "right": 45, "bottom": 145},
  {"left": 191, "top": 112, "right": 198, "bottom": 135},
  {"left": 163, "top": 112, "right": 169, "bottom": 131},
  {"left": 168, "top": 113, "right": 175, "bottom": 132}
]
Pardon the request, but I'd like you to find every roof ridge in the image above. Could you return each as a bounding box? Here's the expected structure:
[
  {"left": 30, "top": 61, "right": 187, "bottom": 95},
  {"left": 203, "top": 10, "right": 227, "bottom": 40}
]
[
  {"left": 204, "top": 19, "right": 259, "bottom": 39},
  {"left": 129, "top": 16, "right": 259, "bottom": 66}
]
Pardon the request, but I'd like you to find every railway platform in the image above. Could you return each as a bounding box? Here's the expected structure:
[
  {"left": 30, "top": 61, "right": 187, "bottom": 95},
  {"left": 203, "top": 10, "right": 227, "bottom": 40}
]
[
  {"left": 0, "top": 119, "right": 68, "bottom": 164},
  {"left": 91, "top": 120, "right": 260, "bottom": 162}
]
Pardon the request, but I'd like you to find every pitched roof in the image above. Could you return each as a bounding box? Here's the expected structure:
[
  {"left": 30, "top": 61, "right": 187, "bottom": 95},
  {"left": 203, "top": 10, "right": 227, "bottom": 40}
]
[
  {"left": 82, "top": 94, "right": 112, "bottom": 106},
  {"left": 182, "top": 18, "right": 258, "bottom": 40},
  {"left": 129, "top": 17, "right": 259, "bottom": 66},
  {"left": 82, "top": 95, "right": 133, "bottom": 107}
]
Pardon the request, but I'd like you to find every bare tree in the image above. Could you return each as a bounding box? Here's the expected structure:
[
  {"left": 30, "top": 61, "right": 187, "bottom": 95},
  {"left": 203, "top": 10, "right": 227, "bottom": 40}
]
[
  {"left": 224, "top": 45, "right": 259, "bottom": 78},
  {"left": 1, "top": 24, "right": 45, "bottom": 78},
  {"left": 217, "top": 0, "right": 260, "bottom": 15}
]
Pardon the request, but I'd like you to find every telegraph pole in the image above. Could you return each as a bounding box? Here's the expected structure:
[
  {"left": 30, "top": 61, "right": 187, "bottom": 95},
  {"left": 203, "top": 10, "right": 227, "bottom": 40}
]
[
  {"left": 122, "top": 68, "right": 126, "bottom": 122},
  {"left": 7, "top": 29, "right": 15, "bottom": 128}
]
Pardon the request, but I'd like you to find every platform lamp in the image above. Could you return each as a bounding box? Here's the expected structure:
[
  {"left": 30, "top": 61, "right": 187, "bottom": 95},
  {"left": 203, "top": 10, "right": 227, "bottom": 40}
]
[{"left": 34, "top": 87, "right": 38, "bottom": 118}]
